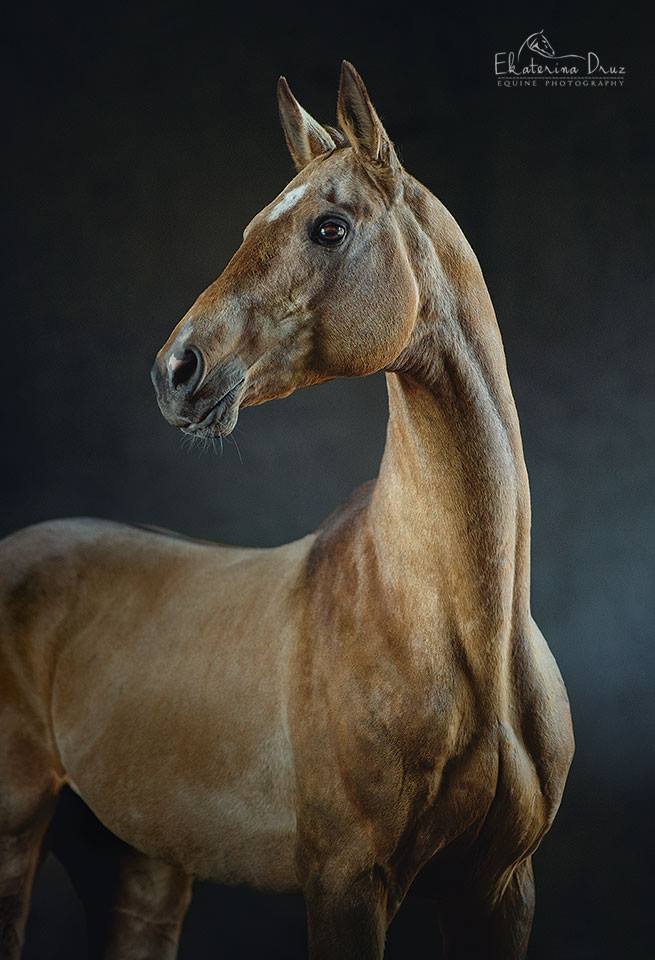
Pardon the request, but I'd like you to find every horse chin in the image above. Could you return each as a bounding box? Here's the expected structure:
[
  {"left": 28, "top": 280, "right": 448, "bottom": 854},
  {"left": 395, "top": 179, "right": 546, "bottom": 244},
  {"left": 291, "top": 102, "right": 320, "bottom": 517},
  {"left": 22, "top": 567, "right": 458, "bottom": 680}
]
[
  {"left": 212, "top": 403, "right": 240, "bottom": 438},
  {"left": 181, "top": 397, "right": 241, "bottom": 440}
]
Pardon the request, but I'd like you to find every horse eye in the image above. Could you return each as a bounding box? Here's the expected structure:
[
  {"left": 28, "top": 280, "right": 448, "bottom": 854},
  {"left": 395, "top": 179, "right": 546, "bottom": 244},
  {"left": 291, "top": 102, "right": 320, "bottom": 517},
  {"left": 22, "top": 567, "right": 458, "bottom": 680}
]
[{"left": 310, "top": 216, "right": 348, "bottom": 247}]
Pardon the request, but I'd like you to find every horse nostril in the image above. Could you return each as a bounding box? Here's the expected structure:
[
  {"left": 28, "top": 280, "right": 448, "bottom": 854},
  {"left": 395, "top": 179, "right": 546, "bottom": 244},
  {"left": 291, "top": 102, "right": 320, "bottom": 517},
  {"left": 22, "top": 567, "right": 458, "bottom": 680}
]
[{"left": 169, "top": 346, "right": 204, "bottom": 394}]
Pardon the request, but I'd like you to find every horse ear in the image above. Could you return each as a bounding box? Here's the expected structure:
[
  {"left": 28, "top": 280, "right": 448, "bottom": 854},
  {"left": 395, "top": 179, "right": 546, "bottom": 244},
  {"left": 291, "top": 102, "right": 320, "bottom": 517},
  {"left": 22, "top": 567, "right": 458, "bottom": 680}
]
[
  {"left": 336, "top": 61, "right": 399, "bottom": 178},
  {"left": 277, "top": 77, "right": 336, "bottom": 172}
]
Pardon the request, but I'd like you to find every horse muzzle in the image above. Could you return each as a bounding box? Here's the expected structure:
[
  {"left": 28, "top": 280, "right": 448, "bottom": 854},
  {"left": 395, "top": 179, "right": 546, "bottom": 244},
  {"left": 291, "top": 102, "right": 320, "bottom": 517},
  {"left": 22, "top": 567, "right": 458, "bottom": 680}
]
[{"left": 151, "top": 346, "right": 247, "bottom": 438}]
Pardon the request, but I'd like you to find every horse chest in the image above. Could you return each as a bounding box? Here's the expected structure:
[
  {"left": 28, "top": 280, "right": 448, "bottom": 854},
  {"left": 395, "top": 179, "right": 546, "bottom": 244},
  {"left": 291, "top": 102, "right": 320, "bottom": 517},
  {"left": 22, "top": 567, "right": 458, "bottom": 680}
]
[{"left": 295, "top": 631, "right": 496, "bottom": 850}]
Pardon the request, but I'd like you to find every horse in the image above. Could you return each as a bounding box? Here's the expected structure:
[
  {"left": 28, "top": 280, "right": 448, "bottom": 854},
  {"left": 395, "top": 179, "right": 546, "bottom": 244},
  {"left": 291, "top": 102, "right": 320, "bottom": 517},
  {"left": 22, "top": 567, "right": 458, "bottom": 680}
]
[
  {"left": 0, "top": 62, "right": 574, "bottom": 959},
  {"left": 517, "top": 30, "right": 585, "bottom": 63}
]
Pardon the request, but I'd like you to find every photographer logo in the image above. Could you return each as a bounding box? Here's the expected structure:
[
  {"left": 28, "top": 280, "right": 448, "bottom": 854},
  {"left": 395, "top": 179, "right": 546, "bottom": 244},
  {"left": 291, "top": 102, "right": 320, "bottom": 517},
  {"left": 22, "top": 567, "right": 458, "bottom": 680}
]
[{"left": 494, "top": 30, "right": 626, "bottom": 87}]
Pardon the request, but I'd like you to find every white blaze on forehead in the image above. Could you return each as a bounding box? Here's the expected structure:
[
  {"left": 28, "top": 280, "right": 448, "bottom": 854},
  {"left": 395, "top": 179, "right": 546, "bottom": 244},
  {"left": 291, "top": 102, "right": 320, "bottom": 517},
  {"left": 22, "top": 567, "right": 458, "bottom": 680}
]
[{"left": 267, "top": 184, "right": 308, "bottom": 223}]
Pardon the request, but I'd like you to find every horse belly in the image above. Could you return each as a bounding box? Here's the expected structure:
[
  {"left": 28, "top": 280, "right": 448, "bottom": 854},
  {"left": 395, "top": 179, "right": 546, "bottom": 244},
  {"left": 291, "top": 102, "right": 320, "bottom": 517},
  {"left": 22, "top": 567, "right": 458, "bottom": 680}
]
[
  {"left": 64, "top": 717, "right": 299, "bottom": 892},
  {"left": 51, "top": 586, "right": 301, "bottom": 889}
]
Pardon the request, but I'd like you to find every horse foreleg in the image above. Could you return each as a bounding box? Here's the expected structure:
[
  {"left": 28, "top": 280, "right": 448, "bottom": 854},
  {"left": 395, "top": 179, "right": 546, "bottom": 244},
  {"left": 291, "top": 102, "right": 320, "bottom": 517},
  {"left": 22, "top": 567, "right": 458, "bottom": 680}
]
[
  {"left": 64, "top": 847, "right": 190, "bottom": 960},
  {"left": 98, "top": 852, "right": 192, "bottom": 960},
  {"left": 302, "top": 865, "right": 388, "bottom": 960},
  {"left": 438, "top": 857, "right": 535, "bottom": 960},
  {"left": 47, "top": 787, "right": 192, "bottom": 959}
]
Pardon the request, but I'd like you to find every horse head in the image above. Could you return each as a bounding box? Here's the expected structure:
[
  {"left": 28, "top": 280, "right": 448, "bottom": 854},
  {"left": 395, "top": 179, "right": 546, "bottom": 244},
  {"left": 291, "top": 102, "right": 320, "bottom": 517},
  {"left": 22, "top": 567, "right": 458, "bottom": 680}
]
[
  {"left": 151, "top": 62, "right": 420, "bottom": 439},
  {"left": 526, "top": 30, "right": 556, "bottom": 58}
]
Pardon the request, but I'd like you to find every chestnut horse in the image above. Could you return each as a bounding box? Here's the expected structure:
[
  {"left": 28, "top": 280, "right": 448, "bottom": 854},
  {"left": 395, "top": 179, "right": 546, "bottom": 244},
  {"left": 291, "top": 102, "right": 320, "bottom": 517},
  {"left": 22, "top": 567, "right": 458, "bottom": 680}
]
[{"left": 0, "top": 63, "right": 573, "bottom": 959}]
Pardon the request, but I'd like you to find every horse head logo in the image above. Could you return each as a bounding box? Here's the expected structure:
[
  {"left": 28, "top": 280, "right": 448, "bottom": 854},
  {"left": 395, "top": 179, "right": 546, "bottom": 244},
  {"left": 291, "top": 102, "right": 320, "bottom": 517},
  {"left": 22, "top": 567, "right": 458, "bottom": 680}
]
[
  {"left": 524, "top": 30, "right": 556, "bottom": 57},
  {"left": 517, "top": 29, "right": 585, "bottom": 64}
]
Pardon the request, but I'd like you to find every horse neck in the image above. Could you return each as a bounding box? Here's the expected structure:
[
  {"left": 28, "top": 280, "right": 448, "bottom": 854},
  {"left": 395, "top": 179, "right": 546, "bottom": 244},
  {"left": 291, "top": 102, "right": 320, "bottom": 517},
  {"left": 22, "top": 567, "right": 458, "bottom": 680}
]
[{"left": 368, "top": 174, "right": 532, "bottom": 644}]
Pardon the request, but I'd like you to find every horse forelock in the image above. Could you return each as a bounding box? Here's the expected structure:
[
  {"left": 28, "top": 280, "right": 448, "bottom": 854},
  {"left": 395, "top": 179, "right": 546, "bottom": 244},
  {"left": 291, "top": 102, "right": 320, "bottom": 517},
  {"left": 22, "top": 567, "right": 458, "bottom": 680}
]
[
  {"left": 285, "top": 145, "right": 396, "bottom": 217},
  {"left": 323, "top": 125, "right": 350, "bottom": 148}
]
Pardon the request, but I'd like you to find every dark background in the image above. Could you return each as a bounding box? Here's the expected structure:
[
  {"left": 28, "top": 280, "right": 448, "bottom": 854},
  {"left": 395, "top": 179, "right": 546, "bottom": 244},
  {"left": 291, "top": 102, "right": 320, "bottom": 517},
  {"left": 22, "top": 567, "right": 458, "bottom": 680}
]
[{"left": 4, "top": 2, "right": 653, "bottom": 957}]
